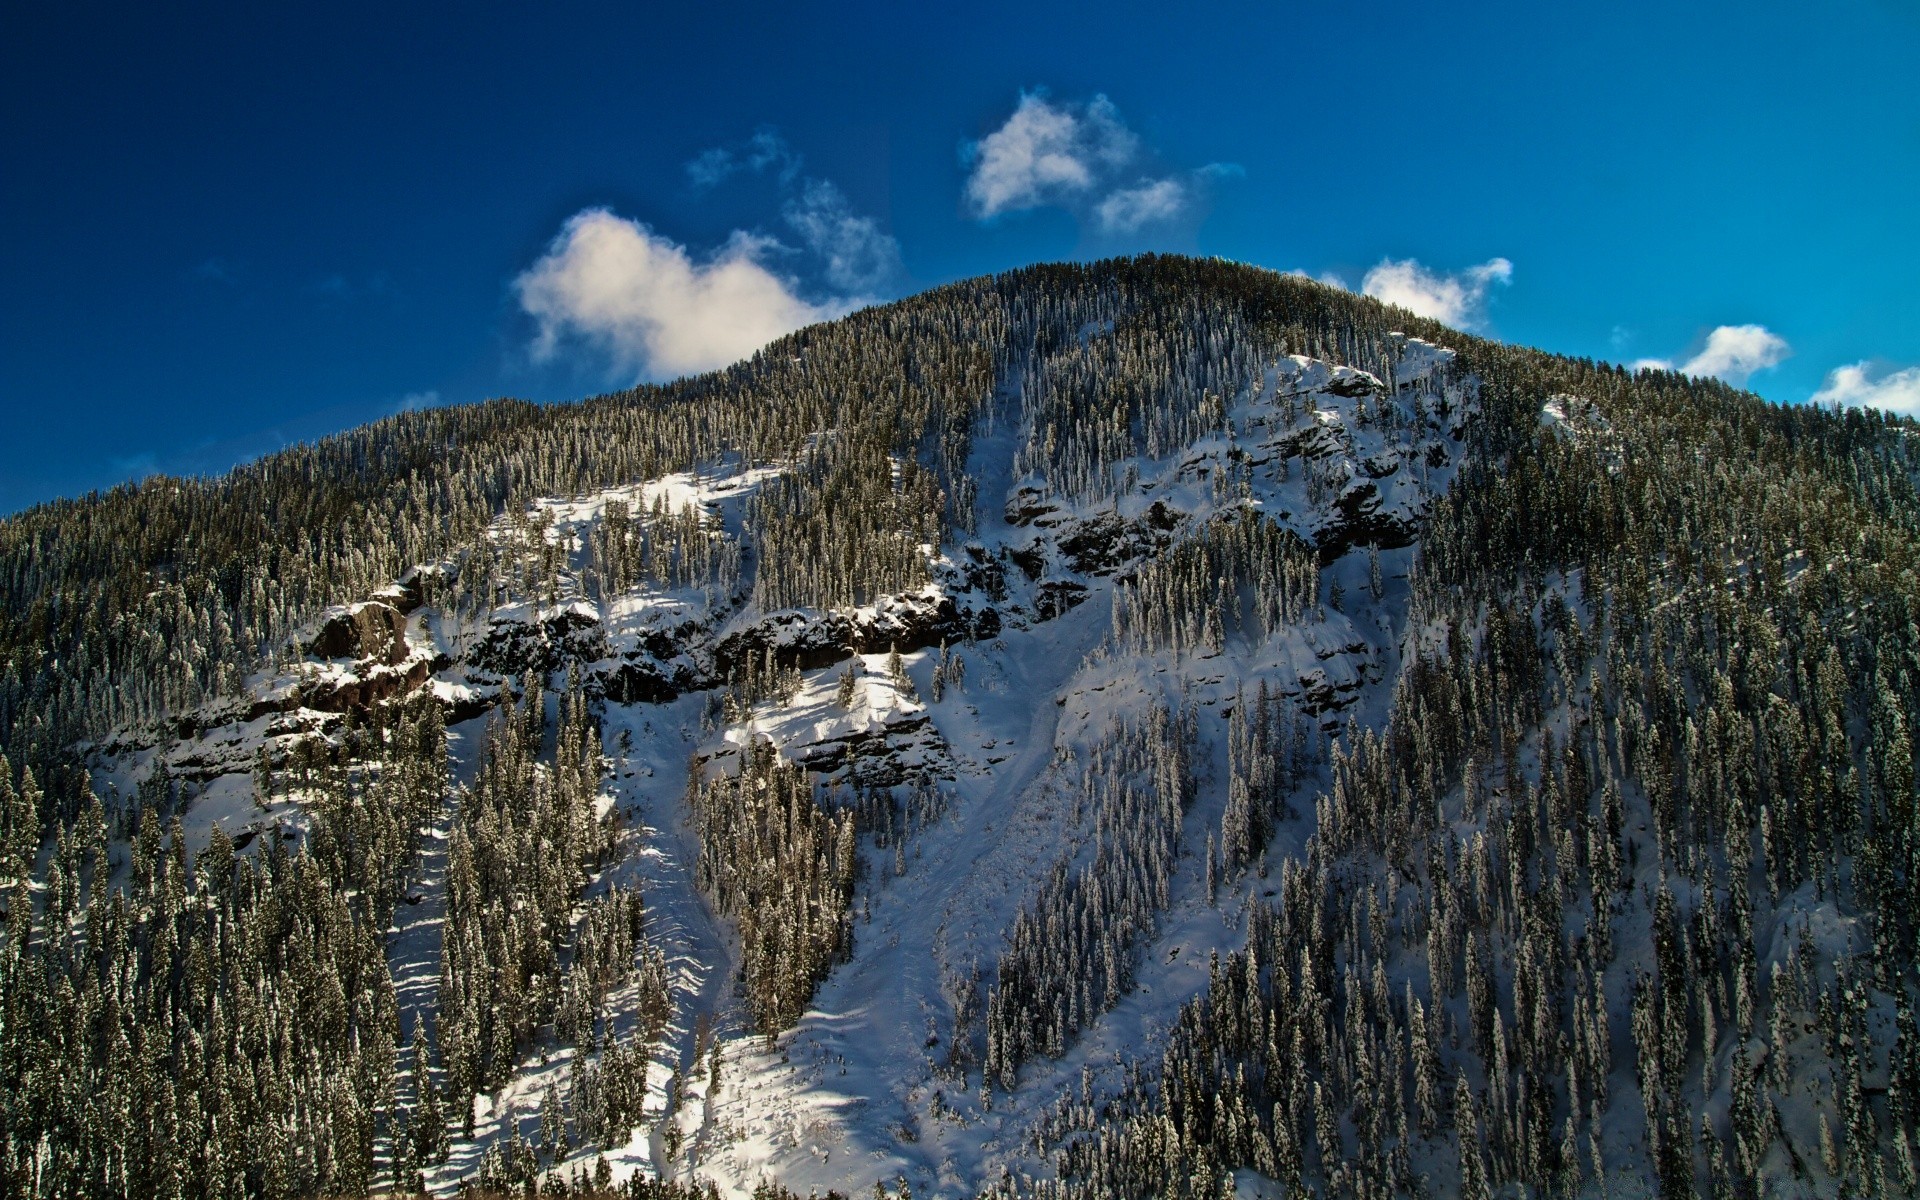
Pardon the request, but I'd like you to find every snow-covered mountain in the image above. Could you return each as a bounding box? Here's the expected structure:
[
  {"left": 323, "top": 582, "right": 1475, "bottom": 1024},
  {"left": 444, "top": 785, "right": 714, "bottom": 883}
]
[{"left": 6, "top": 258, "right": 1917, "bottom": 1199}]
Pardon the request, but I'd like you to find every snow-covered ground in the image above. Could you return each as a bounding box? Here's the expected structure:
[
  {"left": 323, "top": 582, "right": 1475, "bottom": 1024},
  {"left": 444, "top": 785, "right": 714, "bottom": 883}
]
[{"left": 87, "top": 339, "right": 1476, "bottom": 1196}]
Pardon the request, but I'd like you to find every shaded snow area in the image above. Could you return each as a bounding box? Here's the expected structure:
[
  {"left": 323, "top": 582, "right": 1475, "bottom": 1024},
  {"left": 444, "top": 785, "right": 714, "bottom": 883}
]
[{"left": 85, "top": 340, "right": 1477, "bottom": 1196}]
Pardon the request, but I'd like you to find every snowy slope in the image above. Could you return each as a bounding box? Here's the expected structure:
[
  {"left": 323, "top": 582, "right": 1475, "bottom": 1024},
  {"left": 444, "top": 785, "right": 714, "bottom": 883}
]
[{"left": 86, "top": 335, "right": 1473, "bottom": 1197}]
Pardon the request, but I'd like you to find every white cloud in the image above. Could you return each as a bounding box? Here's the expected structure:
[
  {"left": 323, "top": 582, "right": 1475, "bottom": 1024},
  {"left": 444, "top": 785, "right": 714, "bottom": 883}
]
[
  {"left": 964, "top": 92, "right": 1139, "bottom": 219},
  {"left": 1094, "top": 177, "right": 1190, "bottom": 233},
  {"left": 782, "top": 178, "right": 903, "bottom": 294},
  {"left": 1810, "top": 361, "right": 1920, "bottom": 417},
  {"left": 1361, "top": 257, "right": 1513, "bottom": 329},
  {"left": 962, "top": 91, "right": 1239, "bottom": 235},
  {"left": 1635, "top": 324, "right": 1792, "bottom": 385},
  {"left": 1679, "top": 324, "right": 1790, "bottom": 383},
  {"left": 515, "top": 208, "right": 848, "bottom": 380}
]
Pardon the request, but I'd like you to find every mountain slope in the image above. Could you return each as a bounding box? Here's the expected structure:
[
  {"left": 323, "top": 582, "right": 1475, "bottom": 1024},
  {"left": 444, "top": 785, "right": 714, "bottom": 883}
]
[{"left": 2, "top": 256, "right": 1917, "bottom": 1199}]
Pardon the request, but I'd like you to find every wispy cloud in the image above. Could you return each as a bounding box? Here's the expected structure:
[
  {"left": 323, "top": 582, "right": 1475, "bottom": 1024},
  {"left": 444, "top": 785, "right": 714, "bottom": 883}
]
[
  {"left": 1095, "top": 177, "right": 1188, "bottom": 233},
  {"left": 1811, "top": 361, "right": 1920, "bottom": 417},
  {"left": 1360, "top": 257, "right": 1512, "bottom": 330},
  {"left": 1284, "top": 268, "right": 1351, "bottom": 290},
  {"left": 962, "top": 91, "right": 1234, "bottom": 234},
  {"left": 515, "top": 209, "right": 851, "bottom": 380},
  {"left": 685, "top": 127, "right": 800, "bottom": 190},
  {"left": 110, "top": 451, "right": 160, "bottom": 480},
  {"left": 1634, "top": 323, "right": 1791, "bottom": 386},
  {"left": 679, "top": 128, "right": 905, "bottom": 296},
  {"left": 781, "top": 178, "right": 904, "bottom": 294}
]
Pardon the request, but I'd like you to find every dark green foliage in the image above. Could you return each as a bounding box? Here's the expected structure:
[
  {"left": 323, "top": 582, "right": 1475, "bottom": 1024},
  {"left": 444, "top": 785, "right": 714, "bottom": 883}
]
[
  {"left": 995, "top": 297, "right": 1920, "bottom": 1200},
  {"left": 1110, "top": 511, "right": 1319, "bottom": 659},
  {"left": 436, "top": 670, "right": 624, "bottom": 1119},
  {"left": 690, "top": 738, "right": 856, "bottom": 1032},
  {"left": 983, "top": 703, "right": 1197, "bottom": 1087},
  {"left": 3, "top": 254, "right": 1918, "bottom": 1197},
  {"left": 0, "top": 765, "right": 409, "bottom": 1196}
]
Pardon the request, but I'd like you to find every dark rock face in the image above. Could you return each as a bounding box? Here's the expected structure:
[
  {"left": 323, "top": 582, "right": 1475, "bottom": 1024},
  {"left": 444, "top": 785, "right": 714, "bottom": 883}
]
[
  {"left": 1057, "top": 509, "right": 1176, "bottom": 577},
  {"left": 601, "top": 658, "right": 688, "bottom": 704},
  {"left": 281, "top": 599, "right": 447, "bottom": 718},
  {"left": 469, "top": 607, "right": 610, "bottom": 678},
  {"left": 1004, "top": 485, "right": 1056, "bottom": 527},
  {"left": 713, "top": 609, "right": 859, "bottom": 675},
  {"left": 746, "top": 711, "right": 951, "bottom": 789},
  {"left": 1033, "top": 581, "right": 1088, "bottom": 621},
  {"left": 301, "top": 656, "right": 438, "bottom": 714},
  {"left": 305, "top": 603, "right": 408, "bottom": 664},
  {"left": 852, "top": 594, "right": 999, "bottom": 656},
  {"left": 711, "top": 592, "right": 1000, "bottom": 679},
  {"left": 1316, "top": 480, "right": 1419, "bottom": 562},
  {"left": 957, "top": 546, "right": 1009, "bottom": 601},
  {"left": 1275, "top": 422, "right": 1345, "bottom": 463},
  {"left": 1007, "top": 544, "right": 1046, "bottom": 581}
]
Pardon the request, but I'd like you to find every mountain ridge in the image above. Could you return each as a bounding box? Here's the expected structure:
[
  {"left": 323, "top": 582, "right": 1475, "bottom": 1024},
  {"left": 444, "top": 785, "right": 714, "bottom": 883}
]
[{"left": 2, "top": 255, "right": 1917, "bottom": 1199}]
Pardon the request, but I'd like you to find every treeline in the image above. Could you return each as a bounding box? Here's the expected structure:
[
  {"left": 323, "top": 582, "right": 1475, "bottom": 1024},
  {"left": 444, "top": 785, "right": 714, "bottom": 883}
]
[
  {"left": 436, "top": 669, "right": 625, "bottom": 1130},
  {"left": 1218, "top": 679, "right": 1312, "bottom": 878},
  {"left": 0, "top": 703, "right": 454, "bottom": 1197},
  {"left": 1109, "top": 511, "right": 1320, "bottom": 659},
  {"left": 982, "top": 703, "right": 1196, "bottom": 1089},
  {"left": 592, "top": 493, "right": 744, "bottom": 600},
  {"left": 1010, "top": 295, "right": 1262, "bottom": 505},
  {"left": 749, "top": 430, "right": 943, "bottom": 613},
  {"left": 0, "top": 255, "right": 1461, "bottom": 828},
  {"left": 997, "top": 322, "right": 1920, "bottom": 1197},
  {"left": 302, "top": 697, "right": 447, "bottom": 931},
  {"left": 690, "top": 738, "right": 857, "bottom": 1032}
]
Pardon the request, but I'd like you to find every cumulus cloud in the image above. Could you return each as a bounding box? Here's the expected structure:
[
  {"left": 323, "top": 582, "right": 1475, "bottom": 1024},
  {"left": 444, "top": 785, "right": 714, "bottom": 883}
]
[
  {"left": 1810, "top": 361, "right": 1920, "bottom": 417},
  {"left": 962, "top": 91, "right": 1230, "bottom": 234},
  {"left": 782, "top": 178, "right": 903, "bottom": 294},
  {"left": 1678, "top": 324, "right": 1791, "bottom": 384},
  {"left": 515, "top": 209, "right": 848, "bottom": 380},
  {"left": 526, "top": 128, "right": 903, "bottom": 379},
  {"left": 1361, "top": 257, "right": 1513, "bottom": 329},
  {"left": 963, "top": 92, "right": 1139, "bottom": 218},
  {"left": 1634, "top": 324, "right": 1792, "bottom": 386}
]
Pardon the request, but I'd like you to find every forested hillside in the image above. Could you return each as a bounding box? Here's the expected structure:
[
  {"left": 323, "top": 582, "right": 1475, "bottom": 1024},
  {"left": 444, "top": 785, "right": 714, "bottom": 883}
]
[{"left": 1, "top": 256, "right": 1915, "bottom": 1198}]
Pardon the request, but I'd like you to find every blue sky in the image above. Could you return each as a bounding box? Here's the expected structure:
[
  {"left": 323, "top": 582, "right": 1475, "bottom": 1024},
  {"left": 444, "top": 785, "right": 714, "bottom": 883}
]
[{"left": 3, "top": 1, "right": 1916, "bottom": 513}]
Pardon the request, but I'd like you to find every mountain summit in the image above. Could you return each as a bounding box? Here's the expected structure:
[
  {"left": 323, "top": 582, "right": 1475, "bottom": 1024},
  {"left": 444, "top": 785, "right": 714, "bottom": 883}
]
[{"left": 2, "top": 256, "right": 1917, "bottom": 1199}]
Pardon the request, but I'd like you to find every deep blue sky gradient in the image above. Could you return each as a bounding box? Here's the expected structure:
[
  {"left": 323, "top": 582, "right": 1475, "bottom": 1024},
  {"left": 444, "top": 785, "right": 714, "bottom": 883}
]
[{"left": 3, "top": 0, "right": 1916, "bottom": 512}]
